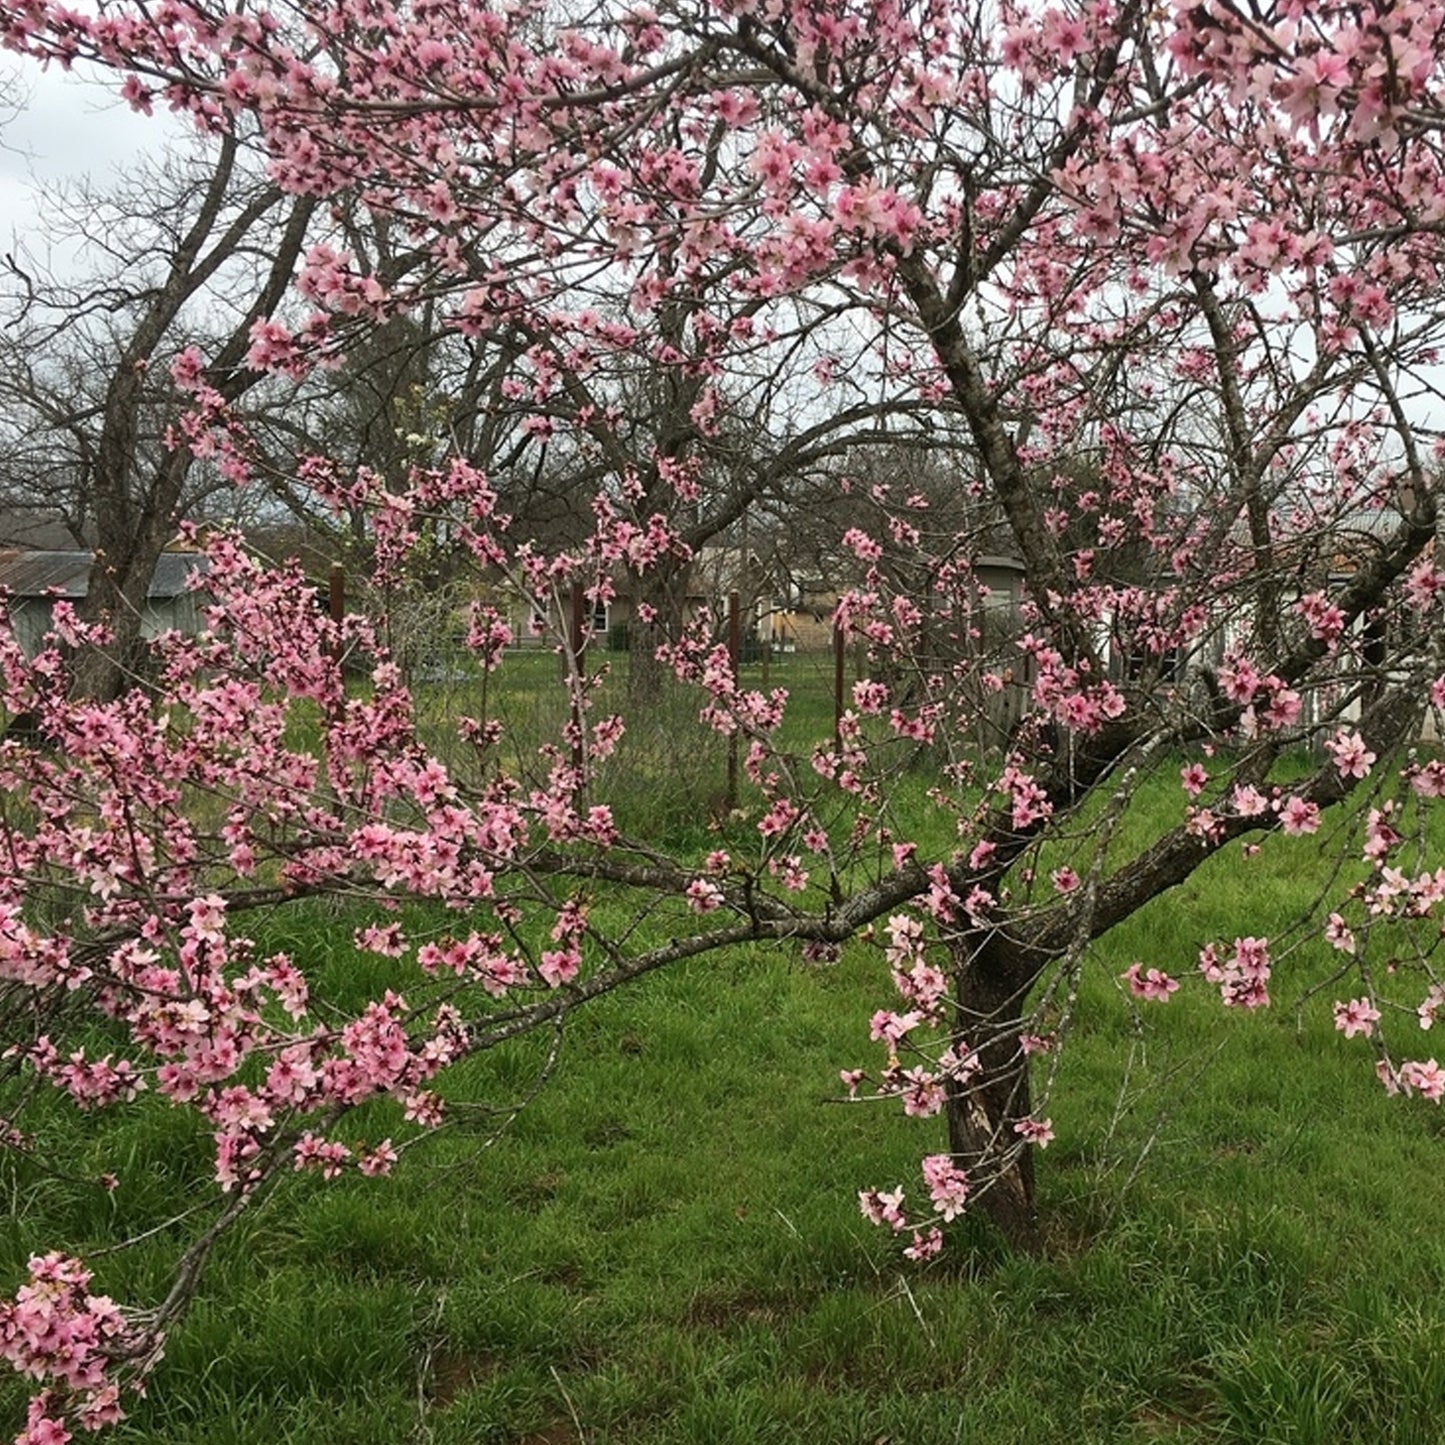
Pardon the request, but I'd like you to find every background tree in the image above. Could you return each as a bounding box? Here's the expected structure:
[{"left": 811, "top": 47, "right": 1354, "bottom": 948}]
[
  {"left": 2, "top": 0, "right": 1445, "bottom": 1434},
  {"left": 0, "top": 135, "right": 315, "bottom": 699}
]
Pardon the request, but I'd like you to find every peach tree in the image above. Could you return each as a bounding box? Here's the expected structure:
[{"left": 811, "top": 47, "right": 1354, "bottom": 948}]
[{"left": 3, "top": 0, "right": 1445, "bottom": 1435}]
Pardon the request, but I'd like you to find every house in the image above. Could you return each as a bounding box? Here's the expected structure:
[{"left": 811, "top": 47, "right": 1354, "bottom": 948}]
[{"left": 0, "top": 549, "right": 210, "bottom": 656}]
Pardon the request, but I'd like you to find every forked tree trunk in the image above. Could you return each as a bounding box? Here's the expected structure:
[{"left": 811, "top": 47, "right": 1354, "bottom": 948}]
[{"left": 946, "top": 936, "right": 1041, "bottom": 1249}]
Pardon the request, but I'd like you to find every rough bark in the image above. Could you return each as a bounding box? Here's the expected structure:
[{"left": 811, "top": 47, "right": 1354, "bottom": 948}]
[
  {"left": 70, "top": 451, "right": 190, "bottom": 702},
  {"left": 947, "top": 934, "right": 1041, "bottom": 1248},
  {"left": 626, "top": 554, "right": 692, "bottom": 704}
]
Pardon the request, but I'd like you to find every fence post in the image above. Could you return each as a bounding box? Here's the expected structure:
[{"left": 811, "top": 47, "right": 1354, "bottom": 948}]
[
  {"left": 328, "top": 563, "right": 344, "bottom": 663},
  {"left": 834, "top": 616, "right": 845, "bottom": 753},
  {"left": 727, "top": 590, "right": 740, "bottom": 811},
  {"left": 569, "top": 582, "right": 587, "bottom": 789}
]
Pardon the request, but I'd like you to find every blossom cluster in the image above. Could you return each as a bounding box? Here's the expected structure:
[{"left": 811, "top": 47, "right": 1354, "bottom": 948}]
[{"left": 0, "top": 1254, "right": 144, "bottom": 1441}]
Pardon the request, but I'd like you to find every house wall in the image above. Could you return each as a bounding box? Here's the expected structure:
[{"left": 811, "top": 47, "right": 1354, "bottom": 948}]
[
  {"left": 5, "top": 594, "right": 206, "bottom": 659},
  {"left": 6, "top": 600, "right": 55, "bottom": 658}
]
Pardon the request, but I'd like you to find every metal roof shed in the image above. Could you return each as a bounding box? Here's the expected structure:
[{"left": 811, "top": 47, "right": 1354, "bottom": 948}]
[{"left": 0, "top": 550, "right": 211, "bottom": 657}]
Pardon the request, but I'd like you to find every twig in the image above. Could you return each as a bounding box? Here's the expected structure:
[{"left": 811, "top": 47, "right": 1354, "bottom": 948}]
[
  {"left": 88, "top": 1202, "right": 209, "bottom": 1257},
  {"left": 411, "top": 1286, "right": 448, "bottom": 1445},
  {"left": 893, "top": 1272, "right": 936, "bottom": 1350},
  {"left": 549, "top": 1363, "right": 588, "bottom": 1444}
]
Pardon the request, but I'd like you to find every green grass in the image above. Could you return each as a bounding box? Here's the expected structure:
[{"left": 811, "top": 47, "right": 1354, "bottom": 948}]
[
  {"left": 410, "top": 645, "right": 860, "bottom": 842},
  {"left": 6, "top": 886, "right": 1445, "bottom": 1444},
  {"left": 5, "top": 664, "right": 1445, "bottom": 1443}
]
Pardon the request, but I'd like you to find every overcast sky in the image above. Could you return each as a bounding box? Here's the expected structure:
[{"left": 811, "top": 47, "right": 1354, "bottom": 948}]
[{"left": 1, "top": 62, "right": 183, "bottom": 258}]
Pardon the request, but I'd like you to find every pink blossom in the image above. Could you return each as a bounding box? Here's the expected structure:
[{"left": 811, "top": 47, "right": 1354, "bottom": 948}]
[
  {"left": 1400, "top": 1059, "right": 1445, "bottom": 1102},
  {"left": 1364, "top": 807, "right": 1402, "bottom": 862},
  {"left": 1, "top": 1255, "right": 135, "bottom": 1426},
  {"left": 858, "top": 1186, "right": 907, "bottom": 1231},
  {"left": 18, "top": 1404, "right": 71, "bottom": 1445},
  {"left": 538, "top": 948, "right": 580, "bottom": 988},
  {"left": 1232, "top": 937, "right": 1271, "bottom": 979},
  {"left": 940, "top": 1045, "right": 983, "bottom": 1078},
  {"left": 903, "top": 1228, "right": 944, "bottom": 1261},
  {"left": 869, "top": 1010, "right": 923, "bottom": 1048},
  {"left": 1218, "top": 655, "right": 1262, "bottom": 703},
  {"left": 841, "top": 527, "right": 883, "bottom": 562},
  {"left": 354, "top": 923, "right": 406, "bottom": 957},
  {"left": 884, "top": 914, "right": 925, "bottom": 967},
  {"left": 921, "top": 1154, "right": 970, "bottom": 1221},
  {"left": 685, "top": 879, "right": 724, "bottom": 913},
  {"left": 1205, "top": 936, "right": 1273, "bottom": 1009},
  {"left": 1278, "top": 796, "right": 1320, "bottom": 835},
  {"left": 358, "top": 1140, "right": 398, "bottom": 1177},
  {"left": 1261, "top": 684, "right": 1302, "bottom": 731},
  {"left": 757, "top": 797, "right": 799, "bottom": 838},
  {"left": 1326, "top": 730, "right": 1376, "bottom": 781},
  {"left": 1420, "top": 986, "right": 1445, "bottom": 1031},
  {"left": 1333, "top": 997, "right": 1381, "bottom": 1039},
  {"left": 1404, "top": 560, "right": 1444, "bottom": 611},
  {"left": 1410, "top": 761, "right": 1445, "bottom": 799},
  {"left": 852, "top": 679, "right": 889, "bottom": 714},
  {"left": 1121, "top": 963, "right": 1180, "bottom": 1002},
  {"left": 769, "top": 855, "right": 809, "bottom": 891},
  {"left": 899, "top": 1068, "right": 945, "bottom": 1117},
  {"left": 1180, "top": 762, "right": 1208, "bottom": 798},
  {"left": 1297, "top": 592, "right": 1345, "bottom": 645},
  {"left": 1013, "top": 1116, "right": 1054, "bottom": 1148},
  {"left": 294, "top": 1134, "right": 352, "bottom": 1178},
  {"left": 1231, "top": 784, "right": 1268, "bottom": 817}
]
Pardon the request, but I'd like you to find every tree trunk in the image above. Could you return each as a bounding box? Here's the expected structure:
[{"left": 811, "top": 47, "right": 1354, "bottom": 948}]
[
  {"left": 626, "top": 556, "right": 691, "bottom": 704},
  {"left": 72, "top": 563, "right": 152, "bottom": 704},
  {"left": 946, "top": 935, "right": 1040, "bottom": 1249},
  {"left": 73, "top": 450, "right": 187, "bottom": 704}
]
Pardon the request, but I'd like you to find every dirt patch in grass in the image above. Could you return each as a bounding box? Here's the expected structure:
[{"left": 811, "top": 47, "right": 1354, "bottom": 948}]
[
  {"left": 516, "top": 1425, "right": 582, "bottom": 1445},
  {"left": 508, "top": 1168, "right": 569, "bottom": 1211},
  {"left": 1127, "top": 1390, "right": 1214, "bottom": 1439},
  {"left": 683, "top": 1286, "right": 805, "bottom": 1330},
  {"left": 1038, "top": 1203, "right": 1106, "bottom": 1259},
  {"left": 426, "top": 1348, "right": 504, "bottom": 1407}
]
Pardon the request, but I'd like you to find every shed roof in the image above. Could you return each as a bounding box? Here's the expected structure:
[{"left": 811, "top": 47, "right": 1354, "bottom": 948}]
[
  {"left": 0, "top": 551, "right": 209, "bottom": 600},
  {"left": 0, "top": 510, "right": 86, "bottom": 551}
]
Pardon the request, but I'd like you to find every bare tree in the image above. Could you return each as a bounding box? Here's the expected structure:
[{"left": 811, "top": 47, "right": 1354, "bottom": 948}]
[{"left": 0, "top": 132, "right": 315, "bottom": 698}]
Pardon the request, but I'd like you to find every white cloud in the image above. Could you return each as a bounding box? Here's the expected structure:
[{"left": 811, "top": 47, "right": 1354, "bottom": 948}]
[
  {"left": 3, "top": 63, "right": 177, "bottom": 177},
  {"left": 0, "top": 62, "right": 188, "bottom": 260}
]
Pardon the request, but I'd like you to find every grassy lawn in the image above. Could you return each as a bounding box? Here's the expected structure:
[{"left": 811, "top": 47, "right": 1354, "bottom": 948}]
[
  {"left": 6, "top": 887, "right": 1444, "bottom": 1441},
  {"left": 3, "top": 660, "right": 1444, "bottom": 1443}
]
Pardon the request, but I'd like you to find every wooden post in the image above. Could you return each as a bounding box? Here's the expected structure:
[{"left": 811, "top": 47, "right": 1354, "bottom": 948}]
[
  {"left": 727, "top": 590, "right": 741, "bottom": 811},
  {"left": 329, "top": 563, "right": 344, "bottom": 662},
  {"left": 569, "top": 582, "right": 587, "bottom": 673},
  {"left": 833, "top": 617, "right": 846, "bottom": 753},
  {"left": 569, "top": 582, "right": 587, "bottom": 787}
]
